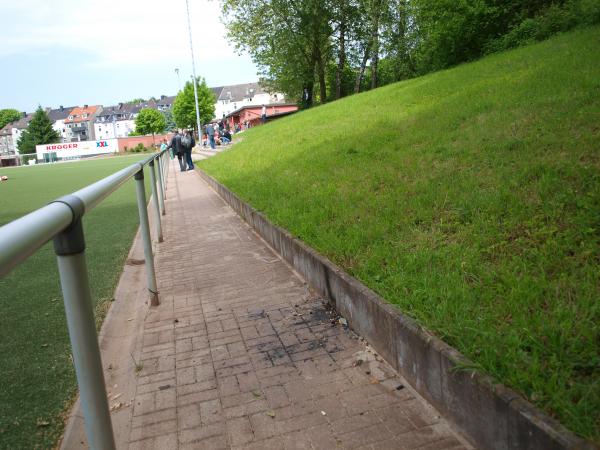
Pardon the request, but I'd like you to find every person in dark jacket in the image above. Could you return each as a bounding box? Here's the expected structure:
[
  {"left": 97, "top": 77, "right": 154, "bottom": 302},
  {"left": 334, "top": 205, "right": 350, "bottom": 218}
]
[
  {"left": 221, "top": 129, "right": 232, "bottom": 144},
  {"left": 182, "top": 130, "right": 196, "bottom": 171},
  {"left": 168, "top": 131, "right": 186, "bottom": 171}
]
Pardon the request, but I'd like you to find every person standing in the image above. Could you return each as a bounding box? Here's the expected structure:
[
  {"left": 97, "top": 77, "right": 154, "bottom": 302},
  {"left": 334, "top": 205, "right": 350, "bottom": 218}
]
[
  {"left": 160, "top": 138, "right": 171, "bottom": 159},
  {"left": 168, "top": 130, "right": 186, "bottom": 171},
  {"left": 261, "top": 104, "right": 267, "bottom": 124},
  {"left": 206, "top": 123, "right": 216, "bottom": 150},
  {"left": 181, "top": 129, "right": 195, "bottom": 171}
]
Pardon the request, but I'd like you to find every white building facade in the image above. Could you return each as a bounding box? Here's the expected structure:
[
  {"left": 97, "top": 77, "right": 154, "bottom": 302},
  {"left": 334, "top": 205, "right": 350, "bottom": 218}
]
[
  {"left": 212, "top": 82, "right": 286, "bottom": 121},
  {"left": 94, "top": 101, "right": 159, "bottom": 140}
]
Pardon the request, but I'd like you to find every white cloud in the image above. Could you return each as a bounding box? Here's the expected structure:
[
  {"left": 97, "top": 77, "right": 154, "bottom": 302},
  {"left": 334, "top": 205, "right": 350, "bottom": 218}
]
[{"left": 0, "top": 0, "right": 238, "bottom": 67}]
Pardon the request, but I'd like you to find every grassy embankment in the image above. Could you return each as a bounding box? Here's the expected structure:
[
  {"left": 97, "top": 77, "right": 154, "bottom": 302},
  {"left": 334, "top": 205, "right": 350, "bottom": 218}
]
[
  {"left": 199, "top": 28, "right": 600, "bottom": 441},
  {"left": 0, "top": 155, "right": 150, "bottom": 448}
]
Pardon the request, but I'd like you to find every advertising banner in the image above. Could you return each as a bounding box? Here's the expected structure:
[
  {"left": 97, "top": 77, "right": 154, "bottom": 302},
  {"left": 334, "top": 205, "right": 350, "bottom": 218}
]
[{"left": 36, "top": 139, "right": 118, "bottom": 161}]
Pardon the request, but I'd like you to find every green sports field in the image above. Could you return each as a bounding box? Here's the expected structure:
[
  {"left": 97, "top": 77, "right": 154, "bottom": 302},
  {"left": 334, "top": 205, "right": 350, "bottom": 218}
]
[{"left": 0, "top": 155, "right": 151, "bottom": 449}]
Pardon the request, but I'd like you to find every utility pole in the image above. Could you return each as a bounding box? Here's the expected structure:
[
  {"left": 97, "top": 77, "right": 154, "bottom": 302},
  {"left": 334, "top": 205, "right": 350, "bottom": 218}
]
[{"left": 184, "top": 0, "right": 202, "bottom": 137}]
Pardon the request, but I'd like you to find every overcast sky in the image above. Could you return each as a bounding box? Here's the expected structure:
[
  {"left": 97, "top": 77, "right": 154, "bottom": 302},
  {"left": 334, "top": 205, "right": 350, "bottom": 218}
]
[{"left": 0, "top": 0, "right": 259, "bottom": 112}]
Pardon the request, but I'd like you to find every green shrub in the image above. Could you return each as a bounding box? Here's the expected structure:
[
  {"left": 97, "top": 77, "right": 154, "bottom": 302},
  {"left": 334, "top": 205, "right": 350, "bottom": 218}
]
[
  {"left": 128, "top": 143, "right": 147, "bottom": 153},
  {"left": 484, "top": 0, "right": 600, "bottom": 53}
]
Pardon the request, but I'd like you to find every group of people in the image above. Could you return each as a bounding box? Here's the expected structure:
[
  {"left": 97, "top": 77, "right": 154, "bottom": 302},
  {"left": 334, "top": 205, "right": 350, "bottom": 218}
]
[
  {"left": 203, "top": 121, "right": 232, "bottom": 150},
  {"left": 160, "top": 120, "right": 238, "bottom": 172},
  {"left": 161, "top": 130, "right": 195, "bottom": 172}
]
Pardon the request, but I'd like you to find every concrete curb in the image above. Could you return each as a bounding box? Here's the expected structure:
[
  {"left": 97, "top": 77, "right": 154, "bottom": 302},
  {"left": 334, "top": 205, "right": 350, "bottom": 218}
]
[{"left": 197, "top": 169, "right": 597, "bottom": 450}]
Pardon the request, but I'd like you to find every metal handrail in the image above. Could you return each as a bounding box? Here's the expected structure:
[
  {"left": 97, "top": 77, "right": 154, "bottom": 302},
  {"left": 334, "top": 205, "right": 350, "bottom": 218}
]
[
  {"left": 0, "top": 152, "right": 160, "bottom": 276},
  {"left": 0, "top": 149, "right": 171, "bottom": 450}
]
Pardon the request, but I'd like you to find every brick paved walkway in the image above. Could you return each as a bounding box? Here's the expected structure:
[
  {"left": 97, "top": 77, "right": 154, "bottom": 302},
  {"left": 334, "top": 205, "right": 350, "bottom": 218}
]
[{"left": 126, "top": 161, "right": 473, "bottom": 449}]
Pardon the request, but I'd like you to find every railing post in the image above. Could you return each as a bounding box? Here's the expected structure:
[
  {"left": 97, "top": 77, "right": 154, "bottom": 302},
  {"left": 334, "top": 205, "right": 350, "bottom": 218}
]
[
  {"left": 134, "top": 168, "right": 159, "bottom": 306},
  {"left": 155, "top": 155, "right": 166, "bottom": 215},
  {"left": 162, "top": 151, "right": 168, "bottom": 193},
  {"left": 52, "top": 195, "right": 116, "bottom": 450},
  {"left": 148, "top": 161, "right": 163, "bottom": 244}
]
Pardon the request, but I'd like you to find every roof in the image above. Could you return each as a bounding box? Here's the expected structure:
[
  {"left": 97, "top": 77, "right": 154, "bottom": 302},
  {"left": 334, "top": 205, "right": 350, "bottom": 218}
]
[
  {"left": 64, "top": 105, "right": 101, "bottom": 124},
  {"left": 7, "top": 113, "right": 33, "bottom": 130},
  {"left": 157, "top": 95, "right": 176, "bottom": 107},
  {"left": 0, "top": 124, "right": 12, "bottom": 136},
  {"left": 210, "top": 86, "right": 224, "bottom": 100},
  {"left": 96, "top": 102, "right": 141, "bottom": 120},
  {"left": 225, "top": 103, "right": 298, "bottom": 118},
  {"left": 47, "top": 106, "right": 76, "bottom": 122},
  {"left": 212, "top": 82, "right": 272, "bottom": 103}
]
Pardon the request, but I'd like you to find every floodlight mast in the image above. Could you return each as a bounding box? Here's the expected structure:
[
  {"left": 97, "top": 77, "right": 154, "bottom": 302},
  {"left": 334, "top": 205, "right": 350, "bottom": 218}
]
[
  {"left": 175, "top": 68, "right": 181, "bottom": 91},
  {"left": 185, "top": 0, "right": 202, "bottom": 137}
]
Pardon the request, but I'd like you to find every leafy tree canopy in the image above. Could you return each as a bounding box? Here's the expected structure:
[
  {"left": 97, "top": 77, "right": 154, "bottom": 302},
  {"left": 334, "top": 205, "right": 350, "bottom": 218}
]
[
  {"left": 134, "top": 108, "right": 166, "bottom": 137},
  {"left": 172, "top": 77, "right": 215, "bottom": 130},
  {"left": 0, "top": 109, "right": 21, "bottom": 129},
  {"left": 219, "top": 0, "right": 600, "bottom": 102},
  {"left": 17, "top": 106, "right": 59, "bottom": 154}
]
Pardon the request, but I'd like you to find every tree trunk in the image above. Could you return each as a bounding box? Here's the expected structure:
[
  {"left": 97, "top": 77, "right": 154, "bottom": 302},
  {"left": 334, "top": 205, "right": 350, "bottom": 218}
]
[
  {"left": 370, "top": 0, "right": 382, "bottom": 90},
  {"left": 317, "top": 54, "right": 327, "bottom": 104},
  {"left": 303, "top": 81, "right": 314, "bottom": 108},
  {"left": 335, "top": 20, "right": 347, "bottom": 99},
  {"left": 354, "top": 44, "right": 370, "bottom": 94}
]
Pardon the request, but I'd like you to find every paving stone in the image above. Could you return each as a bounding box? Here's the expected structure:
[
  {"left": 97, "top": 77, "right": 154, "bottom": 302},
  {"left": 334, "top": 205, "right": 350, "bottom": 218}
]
[
  {"left": 226, "top": 416, "right": 254, "bottom": 446},
  {"left": 121, "top": 165, "right": 470, "bottom": 449},
  {"left": 178, "top": 422, "right": 226, "bottom": 445}
]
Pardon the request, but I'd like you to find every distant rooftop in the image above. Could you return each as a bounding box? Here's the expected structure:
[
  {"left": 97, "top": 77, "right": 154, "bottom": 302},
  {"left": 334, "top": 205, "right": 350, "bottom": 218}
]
[
  {"left": 212, "top": 82, "right": 273, "bottom": 103},
  {"left": 47, "top": 106, "right": 76, "bottom": 122},
  {"left": 64, "top": 105, "right": 101, "bottom": 124}
]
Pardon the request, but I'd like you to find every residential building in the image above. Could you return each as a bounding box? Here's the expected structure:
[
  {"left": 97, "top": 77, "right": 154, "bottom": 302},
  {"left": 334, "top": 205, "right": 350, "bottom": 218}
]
[
  {"left": 0, "top": 112, "right": 34, "bottom": 165},
  {"left": 95, "top": 102, "right": 140, "bottom": 139},
  {"left": 0, "top": 112, "right": 33, "bottom": 156},
  {"left": 47, "top": 106, "right": 76, "bottom": 143},
  {"left": 0, "top": 124, "right": 14, "bottom": 157},
  {"left": 156, "top": 95, "right": 176, "bottom": 112},
  {"left": 64, "top": 105, "right": 102, "bottom": 142},
  {"left": 212, "top": 82, "right": 286, "bottom": 121},
  {"left": 94, "top": 100, "right": 161, "bottom": 139}
]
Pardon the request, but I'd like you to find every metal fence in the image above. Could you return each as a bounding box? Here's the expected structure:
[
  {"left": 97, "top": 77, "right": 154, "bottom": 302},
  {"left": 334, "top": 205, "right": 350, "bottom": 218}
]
[{"left": 0, "top": 150, "right": 170, "bottom": 450}]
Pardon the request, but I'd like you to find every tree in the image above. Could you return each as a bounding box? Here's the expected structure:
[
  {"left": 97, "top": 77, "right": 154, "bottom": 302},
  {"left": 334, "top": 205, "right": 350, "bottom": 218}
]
[
  {"left": 220, "top": 0, "right": 333, "bottom": 107},
  {"left": 135, "top": 108, "right": 166, "bottom": 145},
  {"left": 0, "top": 109, "right": 21, "bottom": 130},
  {"left": 217, "top": 0, "right": 593, "bottom": 104},
  {"left": 172, "top": 78, "right": 215, "bottom": 131},
  {"left": 162, "top": 110, "right": 177, "bottom": 132},
  {"left": 17, "top": 107, "right": 59, "bottom": 154}
]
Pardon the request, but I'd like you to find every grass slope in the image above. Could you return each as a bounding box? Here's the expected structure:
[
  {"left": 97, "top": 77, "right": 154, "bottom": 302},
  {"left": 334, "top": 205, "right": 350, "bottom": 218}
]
[
  {"left": 199, "top": 28, "right": 600, "bottom": 440},
  {"left": 0, "top": 155, "right": 148, "bottom": 448}
]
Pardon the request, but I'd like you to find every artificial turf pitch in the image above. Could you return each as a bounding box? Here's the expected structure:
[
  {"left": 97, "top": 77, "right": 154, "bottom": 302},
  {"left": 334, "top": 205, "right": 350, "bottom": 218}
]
[{"left": 0, "top": 155, "right": 150, "bottom": 448}]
